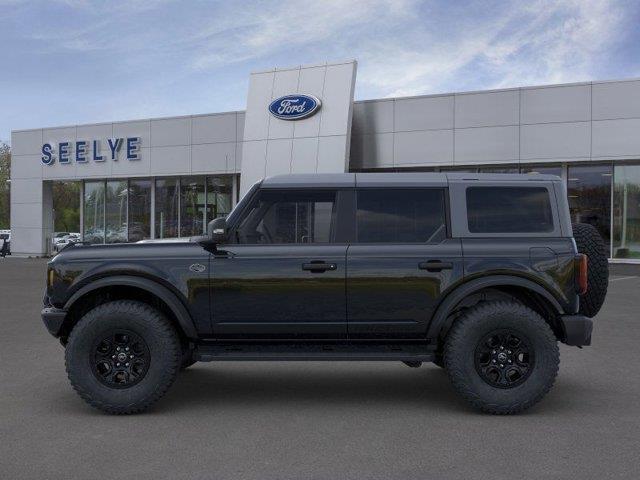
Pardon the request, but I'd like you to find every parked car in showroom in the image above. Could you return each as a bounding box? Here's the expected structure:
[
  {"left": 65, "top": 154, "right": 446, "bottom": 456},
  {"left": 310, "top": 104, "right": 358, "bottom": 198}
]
[
  {"left": 41, "top": 173, "right": 608, "bottom": 414},
  {"left": 53, "top": 233, "right": 81, "bottom": 253}
]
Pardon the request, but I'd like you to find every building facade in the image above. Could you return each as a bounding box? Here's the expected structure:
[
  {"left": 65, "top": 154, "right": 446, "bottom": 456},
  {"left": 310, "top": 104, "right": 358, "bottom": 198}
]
[{"left": 10, "top": 59, "right": 640, "bottom": 261}]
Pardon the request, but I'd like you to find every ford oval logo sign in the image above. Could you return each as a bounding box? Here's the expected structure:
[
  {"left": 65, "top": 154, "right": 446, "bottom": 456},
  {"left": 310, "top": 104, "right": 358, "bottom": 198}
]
[{"left": 268, "top": 94, "right": 321, "bottom": 120}]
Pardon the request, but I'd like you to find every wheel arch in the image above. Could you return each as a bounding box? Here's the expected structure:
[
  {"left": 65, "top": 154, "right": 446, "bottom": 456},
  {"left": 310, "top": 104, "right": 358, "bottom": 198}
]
[
  {"left": 61, "top": 275, "right": 198, "bottom": 342},
  {"left": 427, "top": 275, "right": 565, "bottom": 342}
]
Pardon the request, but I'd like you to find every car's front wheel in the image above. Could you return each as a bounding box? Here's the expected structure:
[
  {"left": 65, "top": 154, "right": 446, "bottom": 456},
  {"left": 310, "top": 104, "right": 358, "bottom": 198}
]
[
  {"left": 444, "top": 301, "right": 559, "bottom": 414},
  {"left": 65, "top": 300, "right": 181, "bottom": 414}
]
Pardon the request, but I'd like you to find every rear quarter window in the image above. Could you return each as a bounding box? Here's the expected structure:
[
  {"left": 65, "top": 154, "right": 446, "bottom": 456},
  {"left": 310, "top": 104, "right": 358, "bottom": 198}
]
[{"left": 466, "top": 186, "right": 554, "bottom": 233}]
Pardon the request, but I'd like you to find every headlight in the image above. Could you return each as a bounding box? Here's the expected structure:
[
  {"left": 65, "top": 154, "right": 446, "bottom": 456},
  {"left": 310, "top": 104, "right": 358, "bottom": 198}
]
[{"left": 47, "top": 268, "right": 56, "bottom": 287}]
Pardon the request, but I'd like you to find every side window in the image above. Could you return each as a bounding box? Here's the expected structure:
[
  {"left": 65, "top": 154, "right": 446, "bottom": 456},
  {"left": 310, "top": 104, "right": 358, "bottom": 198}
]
[
  {"left": 235, "top": 190, "right": 337, "bottom": 244},
  {"left": 466, "top": 187, "right": 554, "bottom": 233},
  {"left": 356, "top": 188, "right": 447, "bottom": 243}
]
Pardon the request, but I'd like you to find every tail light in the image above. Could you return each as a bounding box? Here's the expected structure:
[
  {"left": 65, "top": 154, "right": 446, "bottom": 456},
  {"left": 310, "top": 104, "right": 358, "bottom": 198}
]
[{"left": 576, "top": 254, "right": 588, "bottom": 295}]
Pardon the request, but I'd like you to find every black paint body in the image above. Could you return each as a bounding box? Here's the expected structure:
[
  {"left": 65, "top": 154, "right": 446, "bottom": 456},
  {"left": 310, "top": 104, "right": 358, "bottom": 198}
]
[{"left": 43, "top": 173, "right": 584, "bottom": 346}]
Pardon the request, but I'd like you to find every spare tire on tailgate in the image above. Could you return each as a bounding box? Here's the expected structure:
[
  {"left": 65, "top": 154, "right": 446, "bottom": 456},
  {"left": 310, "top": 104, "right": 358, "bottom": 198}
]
[{"left": 572, "top": 223, "right": 609, "bottom": 318}]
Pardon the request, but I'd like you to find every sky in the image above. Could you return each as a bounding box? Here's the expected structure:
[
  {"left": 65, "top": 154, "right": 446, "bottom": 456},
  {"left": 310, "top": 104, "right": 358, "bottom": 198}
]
[{"left": 1, "top": 0, "right": 639, "bottom": 144}]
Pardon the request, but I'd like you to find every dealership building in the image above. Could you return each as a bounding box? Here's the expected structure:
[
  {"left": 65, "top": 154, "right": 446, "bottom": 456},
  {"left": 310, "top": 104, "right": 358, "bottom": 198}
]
[{"left": 9, "top": 59, "right": 640, "bottom": 260}]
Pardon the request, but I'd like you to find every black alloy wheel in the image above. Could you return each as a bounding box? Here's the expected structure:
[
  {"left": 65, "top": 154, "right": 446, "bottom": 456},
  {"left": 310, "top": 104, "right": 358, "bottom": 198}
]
[
  {"left": 474, "top": 330, "right": 533, "bottom": 388},
  {"left": 92, "top": 330, "right": 150, "bottom": 388}
]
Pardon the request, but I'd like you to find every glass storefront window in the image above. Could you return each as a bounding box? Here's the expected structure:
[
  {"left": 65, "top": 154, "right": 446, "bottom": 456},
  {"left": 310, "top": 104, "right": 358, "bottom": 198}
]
[
  {"left": 155, "top": 178, "right": 180, "bottom": 239},
  {"left": 439, "top": 167, "right": 478, "bottom": 173},
  {"left": 206, "top": 176, "right": 233, "bottom": 222},
  {"left": 568, "top": 164, "right": 612, "bottom": 246},
  {"left": 105, "top": 180, "right": 128, "bottom": 243},
  {"left": 520, "top": 165, "right": 562, "bottom": 177},
  {"left": 613, "top": 165, "right": 640, "bottom": 259},
  {"left": 52, "top": 181, "right": 81, "bottom": 233},
  {"left": 477, "top": 165, "right": 519, "bottom": 173},
  {"left": 128, "top": 179, "right": 151, "bottom": 242},
  {"left": 83, "top": 181, "right": 105, "bottom": 244},
  {"left": 180, "top": 176, "right": 206, "bottom": 237}
]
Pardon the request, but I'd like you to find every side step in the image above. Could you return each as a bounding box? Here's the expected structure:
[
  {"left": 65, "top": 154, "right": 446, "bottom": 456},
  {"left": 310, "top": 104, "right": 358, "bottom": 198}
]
[{"left": 194, "top": 342, "right": 435, "bottom": 362}]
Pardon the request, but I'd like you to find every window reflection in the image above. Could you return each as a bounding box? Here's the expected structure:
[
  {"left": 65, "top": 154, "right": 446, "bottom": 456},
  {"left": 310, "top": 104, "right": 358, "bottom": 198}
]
[
  {"left": 520, "top": 165, "right": 562, "bottom": 177},
  {"left": 128, "top": 179, "right": 151, "bottom": 242},
  {"left": 105, "top": 180, "right": 128, "bottom": 244},
  {"left": 155, "top": 178, "right": 180, "bottom": 239},
  {"left": 613, "top": 165, "right": 640, "bottom": 259},
  {"left": 207, "top": 176, "right": 233, "bottom": 222},
  {"left": 180, "top": 176, "right": 206, "bottom": 237},
  {"left": 477, "top": 166, "right": 519, "bottom": 173},
  {"left": 83, "top": 181, "right": 105, "bottom": 244},
  {"left": 567, "top": 164, "right": 612, "bottom": 245}
]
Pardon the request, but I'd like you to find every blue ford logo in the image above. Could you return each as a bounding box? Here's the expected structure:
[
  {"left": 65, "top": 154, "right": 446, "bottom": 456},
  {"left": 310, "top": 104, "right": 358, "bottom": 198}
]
[{"left": 268, "top": 94, "right": 321, "bottom": 120}]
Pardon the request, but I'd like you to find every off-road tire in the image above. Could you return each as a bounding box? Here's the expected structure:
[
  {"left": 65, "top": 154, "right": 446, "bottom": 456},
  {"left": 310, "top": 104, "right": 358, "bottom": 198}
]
[
  {"left": 572, "top": 222, "right": 609, "bottom": 318},
  {"left": 433, "top": 354, "right": 444, "bottom": 368},
  {"left": 65, "top": 300, "right": 181, "bottom": 414},
  {"left": 444, "top": 301, "right": 559, "bottom": 414}
]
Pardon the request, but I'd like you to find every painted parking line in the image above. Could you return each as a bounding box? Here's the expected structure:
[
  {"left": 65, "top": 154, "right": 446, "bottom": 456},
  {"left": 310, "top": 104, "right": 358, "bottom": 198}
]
[{"left": 609, "top": 276, "right": 638, "bottom": 282}]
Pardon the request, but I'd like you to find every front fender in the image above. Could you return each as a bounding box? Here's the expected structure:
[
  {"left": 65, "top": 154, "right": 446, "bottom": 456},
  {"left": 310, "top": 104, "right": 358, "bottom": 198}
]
[{"left": 63, "top": 275, "right": 198, "bottom": 339}]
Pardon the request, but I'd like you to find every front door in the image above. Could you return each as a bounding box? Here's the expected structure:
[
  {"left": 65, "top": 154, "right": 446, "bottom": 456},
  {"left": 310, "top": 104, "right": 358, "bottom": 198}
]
[
  {"left": 211, "top": 188, "right": 348, "bottom": 338},
  {"left": 347, "top": 187, "right": 464, "bottom": 338}
]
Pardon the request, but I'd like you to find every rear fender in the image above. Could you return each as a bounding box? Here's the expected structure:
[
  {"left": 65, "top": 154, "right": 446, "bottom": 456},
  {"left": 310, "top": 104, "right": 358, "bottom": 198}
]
[{"left": 427, "top": 275, "right": 564, "bottom": 341}]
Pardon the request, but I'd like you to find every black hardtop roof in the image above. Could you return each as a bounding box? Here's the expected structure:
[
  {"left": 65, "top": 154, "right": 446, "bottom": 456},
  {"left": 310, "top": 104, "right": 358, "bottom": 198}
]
[{"left": 261, "top": 172, "right": 562, "bottom": 188}]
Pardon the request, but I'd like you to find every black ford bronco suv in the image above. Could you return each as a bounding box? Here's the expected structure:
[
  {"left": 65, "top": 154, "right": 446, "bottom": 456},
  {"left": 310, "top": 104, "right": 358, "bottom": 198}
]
[{"left": 42, "top": 173, "right": 608, "bottom": 414}]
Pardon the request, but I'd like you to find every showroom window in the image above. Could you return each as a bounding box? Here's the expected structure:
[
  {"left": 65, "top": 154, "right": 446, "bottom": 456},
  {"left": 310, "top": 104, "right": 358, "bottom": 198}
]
[
  {"left": 613, "top": 165, "right": 640, "bottom": 259},
  {"left": 520, "top": 165, "right": 563, "bottom": 177},
  {"left": 83, "top": 175, "right": 234, "bottom": 243},
  {"left": 128, "top": 179, "right": 152, "bottom": 242},
  {"left": 180, "top": 176, "right": 206, "bottom": 237},
  {"left": 155, "top": 177, "right": 180, "bottom": 239},
  {"left": 356, "top": 188, "right": 446, "bottom": 243},
  {"left": 105, "top": 180, "right": 128, "bottom": 244},
  {"left": 477, "top": 165, "right": 519, "bottom": 173},
  {"left": 206, "top": 176, "right": 233, "bottom": 222},
  {"left": 568, "top": 164, "right": 612, "bottom": 246},
  {"left": 83, "top": 181, "right": 105, "bottom": 244}
]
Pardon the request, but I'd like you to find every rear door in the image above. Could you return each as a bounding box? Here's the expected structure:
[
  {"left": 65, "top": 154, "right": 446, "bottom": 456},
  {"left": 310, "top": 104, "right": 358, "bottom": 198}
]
[{"left": 346, "top": 187, "right": 464, "bottom": 338}]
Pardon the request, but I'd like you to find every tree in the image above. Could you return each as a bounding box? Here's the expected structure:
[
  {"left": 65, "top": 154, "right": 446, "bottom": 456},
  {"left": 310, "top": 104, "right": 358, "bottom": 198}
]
[
  {"left": 52, "top": 181, "right": 80, "bottom": 232},
  {"left": 0, "top": 142, "right": 10, "bottom": 229}
]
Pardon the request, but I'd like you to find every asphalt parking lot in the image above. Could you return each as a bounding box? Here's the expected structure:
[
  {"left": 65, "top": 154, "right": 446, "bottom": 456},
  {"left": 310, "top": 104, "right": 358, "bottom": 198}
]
[{"left": 1, "top": 258, "right": 639, "bottom": 479}]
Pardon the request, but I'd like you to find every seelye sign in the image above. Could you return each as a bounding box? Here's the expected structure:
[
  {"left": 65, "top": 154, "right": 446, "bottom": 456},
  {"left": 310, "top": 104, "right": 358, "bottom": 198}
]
[
  {"left": 41, "top": 137, "right": 141, "bottom": 165},
  {"left": 268, "top": 94, "right": 321, "bottom": 120}
]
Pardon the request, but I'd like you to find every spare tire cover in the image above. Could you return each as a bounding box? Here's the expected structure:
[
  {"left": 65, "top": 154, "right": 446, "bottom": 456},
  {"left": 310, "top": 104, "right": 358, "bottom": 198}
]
[{"left": 572, "top": 223, "right": 609, "bottom": 318}]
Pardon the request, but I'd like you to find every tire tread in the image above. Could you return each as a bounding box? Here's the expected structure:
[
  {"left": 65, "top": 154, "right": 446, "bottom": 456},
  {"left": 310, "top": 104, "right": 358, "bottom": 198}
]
[
  {"left": 444, "top": 301, "right": 559, "bottom": 415},
  {"left": 65, "top": 300, "right": 181, "bottom": 415}
]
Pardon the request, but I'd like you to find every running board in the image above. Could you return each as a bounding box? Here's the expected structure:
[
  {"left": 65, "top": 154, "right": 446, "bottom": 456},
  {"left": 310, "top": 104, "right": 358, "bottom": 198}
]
[{"left": 194, "top": 343, "right": 435, "bottom": 362}]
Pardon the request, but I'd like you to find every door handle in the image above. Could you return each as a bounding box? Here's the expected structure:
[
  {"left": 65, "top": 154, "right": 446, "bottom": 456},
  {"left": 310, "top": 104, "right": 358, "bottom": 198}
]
[
  {"left": 418, "top": 260, "right": 453, "bottom": 272},
  {"left": 302, "top": 262, "right": 337, "bottom": 272}
]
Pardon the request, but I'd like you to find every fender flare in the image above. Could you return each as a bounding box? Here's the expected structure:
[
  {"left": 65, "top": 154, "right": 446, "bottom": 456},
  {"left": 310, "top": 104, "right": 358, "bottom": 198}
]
[
  {"left": 426, "top": 275, "right": 564, "bottom": 340},
  {"left": 63, "top": 275, "right": 198, "bottom": 339}
]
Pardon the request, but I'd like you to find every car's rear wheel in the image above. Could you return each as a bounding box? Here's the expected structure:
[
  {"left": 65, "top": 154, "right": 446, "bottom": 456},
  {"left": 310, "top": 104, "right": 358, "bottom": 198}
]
[
  {"left": 444, "top": 301, "right": 559, "bottom": 414},
  {"left": 65, "top": 300, "right": 181, "bottom": 414},
  {"left": 572, "top": 222, "right": 609, "bottom": 318}
]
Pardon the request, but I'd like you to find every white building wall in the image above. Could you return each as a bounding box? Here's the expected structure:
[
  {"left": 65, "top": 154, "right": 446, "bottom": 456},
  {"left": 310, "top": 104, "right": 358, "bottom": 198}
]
[
  {"left": 349, "top": 78, "right": 640, "bottom": 169},
  {"left": 10, "top": 70, "right": 640, "bottom": 256},
  {"left": 10, "top": 112, "right": 244, "bottom": 255},
  {"left": 240, "top": 60, "right": 357, "bottom": 195}
]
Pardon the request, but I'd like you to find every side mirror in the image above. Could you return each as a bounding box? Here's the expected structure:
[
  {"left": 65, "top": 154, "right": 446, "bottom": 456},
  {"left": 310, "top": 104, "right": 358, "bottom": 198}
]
[{"left": 207, "top": 217, "right": 227, "bottom": 244}]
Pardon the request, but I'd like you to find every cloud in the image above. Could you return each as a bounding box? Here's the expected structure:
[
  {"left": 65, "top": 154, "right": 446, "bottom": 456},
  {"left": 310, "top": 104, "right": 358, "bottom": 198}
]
[
  {"left": 189, "top": 0, "right": 415, "bottom": 70},
  {"left": 355, "top": 0, "right": 627, "bottom": 97}
]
